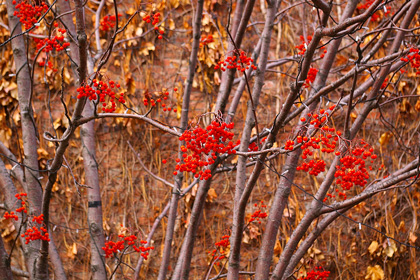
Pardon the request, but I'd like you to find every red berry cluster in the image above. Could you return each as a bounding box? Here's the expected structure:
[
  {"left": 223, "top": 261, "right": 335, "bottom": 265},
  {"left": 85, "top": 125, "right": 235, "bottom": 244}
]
[
  {"left": 102, "top": 234, "right": 153, "bottom": 259},
  {"left": 294, "top": 107, "right": 340, "bottom": 176},
  {"left": 174, "top": 121, "right": 239, "bottom": 180},
  {"left": 214, "top": 50, "right": 257, "bottom": 72},
  {"left": 199, "top": 34, "right": 214, "bottom": 48},
  {"left": 400, "top": 48, "right": 420, "bottom": 75},
  {"left": 295, "top": 35, "right": 312, "bottom": 55},
  {"left": 331, "top": 140, "right": 377, "bottom": 200},
  {"left": 12, "top": 0, "right": 48, "bottom": 30},
  {"left": 381, "top": 77, "right": 389, "bottom": 89},
  {"left": 319, "top": 45, "right": 327, "bottom": 59},
  {"left": 143, "top": 88, "right": 177, "bottom": 113},
  {"left": 21, "top": 214, "right": 50, "bottom": 244},
  {"left": 357, "top": 0, "right": 390, "bottom": 22},
  {"left": 210, "top": 234, "right": 230, "bottom": 261},
  {"left": 285, "top": 139, "right": 295, "bottom": 151},
  {"left": 298, "top": 266, "right": 330, "bottom": 280},
  {"left": 76, "top": 79, "right": 125, "bottom": 113},
  {"left": 100, "top": 13, "right": 122, "bottom": 31},
  {"left": 38, "top": 60, "right": 57, "bottom": 72},
  {"left": 248, "top": 201, "right": 268, "bottom": 224},
  {"left": 34, "top": 24, "right": 69, "bottom": 53},
  {"left": 143, "top": 12, "right": 164, "bottom": 39},
  {"left": 304, "top": 68, "right": 318, "bottom": 88},
  {"left": 248, "top": 137, "right": 267, "bottom": 152},
  {"left": 3, "top": 211, "right": 18, "bottom": 221},
  {"left": 248, "top": 142, "right": 258, "bottom": 152},
  {"left": 3, "top": 192, "right": 28, "bottom": 221},
  {"left": 295, "top": 35, "right": 327, "bottom": 58}
]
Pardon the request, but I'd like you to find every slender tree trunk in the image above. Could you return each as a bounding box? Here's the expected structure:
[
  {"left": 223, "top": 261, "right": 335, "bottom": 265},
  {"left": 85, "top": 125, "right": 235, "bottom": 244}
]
[
  {"left": 254, "top": 1, "right": 357, "bottom": 278},
  {"left": 57, "top": 0, "right": 107, "bottom": 277},
  {"left": 227, "top": 1, "right": 280, "bottom": 279},
  {"left": 6, "top": 0, "right": 42, "bottom": 275},
  {"left": 81, "top": 102, "right": 107, "bottom": 279},
  {"left": 158, "top": 1, "right": 205, "bottom": 279},
  {"left": 0, "top": 236, "right": 13, "bottom": 280}
]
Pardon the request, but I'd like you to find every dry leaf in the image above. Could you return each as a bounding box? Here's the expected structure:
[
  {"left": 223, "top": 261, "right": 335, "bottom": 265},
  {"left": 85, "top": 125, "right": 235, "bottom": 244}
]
[
  {"left": 37, "top": 147, "right": 49, "bottom": 160},
  {"left": 379, "top": 132, "right": 392, "bottom": 146},
  {"left": 139, "top": 42, "right": 155, "bottom": 56},
  {"left": 368, "top": 241, "right": 379, "bottom": 255},
  {"left": 365, "top": 265, "right": 384, "bottom": 280},
  {"left": 384, "top": 240, "right": 397, "bottom": 258},
  {"left": 207, "top": 188, "right": 217, "bottom": 202},
  {"left": 67, "top": 242, "right": 77, "bottom": 259}
]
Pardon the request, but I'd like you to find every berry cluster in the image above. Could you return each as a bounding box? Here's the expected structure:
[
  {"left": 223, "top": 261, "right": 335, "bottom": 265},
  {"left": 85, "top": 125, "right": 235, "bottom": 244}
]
[
  {"left": 142, "top": 12, "right": 164, "bottom": 39},
  {"left": 285, "top": 139, "right": 295, "bottom": 151},
  {"left": 400, "top": 48, "right": 420, "bottom": 75},
  {"left": 3, "top": 192, "right": 28, "bottom": 221},
  {"left": 143, "top": 88, "right": 177, "bottom": 113},
  {"left": 21, "top": 214, "right": 50, "bottom": 244},
  {"left": 298, "top": 266, "right": 330, "bottom": 280},
  {"left": 34, "top": 24, "right": 69, "bottom": 53},
  {"left": 199, "top": 34, "right": 214, "bottom": 48},
  {"left": 295, "top": 35, "right": 312, "bottom": 55},
  {"left": 295, "top": 35, "right": 327, "bottom": 58},
  {"left": 248, "top": 137, "right": 267, "bottom": 152},
  {"left": 100, "top": 13, "right": 122, "bottom": 31},
  {"left": 174, "top": 121, "right": 239, "bottom": 180},
  {"left": 102, "top": 234, "right": 153, "bottom": 259},
  {"left": 248, "top": 201, "right": 268, "bottom": 224},
  {"left": 319, "top": 45, "right": 327, "bottom": 59},
  {"left": 76, "top": 79, "right": 125, "bottom": 113},
  {"left": 293, "top": 107, "right": 340, "bottom": 176},
  {"left": 304, "top": 68, "right": 318, "bottom": 88},
  {"left": 357, "top": 0, "right": 390, "bottom": 22},
  {"left": 38, "top": 60, "right": 57, "bottom": 72},
  {"left": 12, "top": 0, "right": 48, "bottom": 30},
  {"left": 209, "top": 234, "right": 230, "bottom": 261},
  {"left": 214, "top": 50, "right": 257, "bottom": 72},
  {"left": 381, "top": 77, "right": 389, "bottom": 89},
  {"left": 331, "top": 140, "right": 377, "bottom": 200}
]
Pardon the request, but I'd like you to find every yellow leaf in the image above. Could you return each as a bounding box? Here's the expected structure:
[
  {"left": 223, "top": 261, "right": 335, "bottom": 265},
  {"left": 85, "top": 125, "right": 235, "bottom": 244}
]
[
  {"left": 206, "top": 188, "right": 217, "bottom": 202},
  {"left": 53, "top": 116, "right": 62, "bottom": 130},
  {"left": 168, "top": 19, "right": 175, "bottom": 30},
  {"left": 415, "top": 99, "right": 420, "bottom": 112},
  {"left": 384, "top": 240, "right": 397, "bottom": 258},
  {"left": 379, "top": 132, "right": 392, "bottom": 146},
  {"left": 37, "top": 148, "right": 49, "bottom": 160},
  {"left": 67, "top": 242, "right": 77, "bottom": 259},
  {"left": 126, "top": 7, "right": 137, "bottom": 15},
  {"left": 139, "top": 42, "right": 155, "bottom": 56},
  {"left": 63, "top": 67, "right": 72, "bottom": 84},
  {"left": 368, "top": 241, "right": 379, "bottom": 255},
  {"left": 135, "top": 27, "right": 143, "bottom": 36},
  {"left": 170, "top": 0, "right": 180, "bottom": 8},
  {"left": 365, "top": 265, "right": 384, "bottom": 280},
  {"left": 409, "top": 232, "right": 418, "bottom": 244},
  {"left": 0, "top": 128, "right": 12, "bottom": 148}
]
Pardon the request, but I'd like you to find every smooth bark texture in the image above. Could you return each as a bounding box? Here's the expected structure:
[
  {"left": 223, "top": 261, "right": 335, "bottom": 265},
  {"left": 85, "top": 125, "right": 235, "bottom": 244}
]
[
  {"left": 158, "top": 1, "right": 205, "bottom": 279},
  {"left": 227, "top": 1, "right": 281, "bottom": 279},
  {"left": 34, "top": 0, "right": 89, "bottom": 278},
  {"left": 215, "top": 0, "right": 256, "bottom": 114},
  {"left": 81, "top": 102, "right": 107, "bottom": 280},
  {"left": 6, "top": 0, "right": 42, "bottom": 275},
  {"left": 271, "top": 2, "right": 420, "bottom": 278},
  {"left": 255, "top": 2, "right": 357, "bottom": 278},
  {"left": 0, "top": 236, "right": 13, "bottom": 280}
]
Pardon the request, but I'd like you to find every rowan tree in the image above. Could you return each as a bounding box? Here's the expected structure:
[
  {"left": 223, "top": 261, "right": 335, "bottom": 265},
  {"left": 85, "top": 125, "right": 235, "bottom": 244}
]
[{"left": 0, "top": 0, "right": 420, "bottom": 279}]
